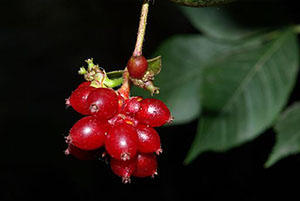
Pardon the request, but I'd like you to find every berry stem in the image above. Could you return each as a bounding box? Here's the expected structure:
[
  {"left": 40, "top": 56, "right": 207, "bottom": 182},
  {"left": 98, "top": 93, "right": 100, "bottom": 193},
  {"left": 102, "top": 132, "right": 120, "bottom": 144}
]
[
  {"left": 133, "top": 0, "right": 150, "bottom": 57},
  {"left": 118, "top": 69, "right": 131, "bottom": 99},
  {"left": 119, "top": 0, "right": 150, "bottom": 98}
]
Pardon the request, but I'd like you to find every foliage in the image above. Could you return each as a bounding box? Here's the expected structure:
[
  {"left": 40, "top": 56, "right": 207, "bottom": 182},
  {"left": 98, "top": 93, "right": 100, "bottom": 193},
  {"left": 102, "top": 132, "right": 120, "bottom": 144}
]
[{"left": 133, "top": 2, "right": 300, "bottom": 167}]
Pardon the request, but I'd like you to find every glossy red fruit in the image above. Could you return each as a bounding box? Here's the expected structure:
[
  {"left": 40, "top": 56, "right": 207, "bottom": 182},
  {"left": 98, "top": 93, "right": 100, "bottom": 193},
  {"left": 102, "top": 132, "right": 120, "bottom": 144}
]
[
  {"left": 123, "top": 96, "right": 143, "bottom": 116},
  {"left": 127, "top": 55, "right": 148, "bottom": 79},
  {"left": 65, "top": 144, "right": 100, "bottom": 160},
  {"left": 133, "top": 153, "right": 157, "bottom": 178},
  {"left": 77, "top": 81, "right": 91, "bottom": 89},
  {"left": 108, "top": 114, "right": 138, "bottom": 127},
  {"left": 136, "top": 124, "right": 162, "bottom": 154},
  {"left": 68, "top": 85, "right": 95, "bottom": 115},
  {"left": 110, "top": 157, "right": 137, "bottom": 183},
  {"left": 87, "top": 88, "right": 119, "bottom": 120},
  {"left": 68, "top": 116, "right": 110, "bottom": 150},
  {"left": 136, "top": 98, "right": 171, "bottom": 127},
  {"left": 105, "top": 123, "right": 138, "bottom": 161}
]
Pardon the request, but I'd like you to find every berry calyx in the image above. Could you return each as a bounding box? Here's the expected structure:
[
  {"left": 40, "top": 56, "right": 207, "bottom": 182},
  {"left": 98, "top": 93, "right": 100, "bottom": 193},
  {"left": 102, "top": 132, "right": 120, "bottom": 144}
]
[
  {"left": 87, "top": 88, "right": 119, "bottom": 120},
  {"left": 136, "top": 124, "right": 161, "bottom": 154},
  {"left": 105, "top": 123, "right": 138, "bottom": 161},
  {"left": 136, "top": 98, "right": 171, "bottom": 127},
  {"left": 68, "top": 84, "right": 95, "bottom": 115},
  {"left": 110, "top": 157, "right": 137, "bottom": 183},
  {"left": 127, "top": 55, "right": 148, "bottom": 79},
  {"left": 68, "top": 116, "right": 110, "bottom": 150},
  {"left": 133, "top": 153, "right": 157, "bottom": 178}
]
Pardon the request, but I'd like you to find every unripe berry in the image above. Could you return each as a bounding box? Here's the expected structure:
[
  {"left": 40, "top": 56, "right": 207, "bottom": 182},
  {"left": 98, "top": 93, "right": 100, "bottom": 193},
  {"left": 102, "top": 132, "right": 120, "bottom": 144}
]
[
  {"left": 136, "top": 124, "right": 162, "bottom": 154},
  {"left": 68, "top": 85, "right": 95, "bottom": 115},
  {"left": 110, "top": 157, "right": 137, "bottom": 183},
  {"left": 127, "top": 55, "right": 148, "bottom": 79},
  {"left": 136, "top": 98, "right": 171, "bottom": 127},
  {"left": 105, "top": 123, "right": 138, "bottom": 161},
  {"left": 87, "top": 88, "right": 119, "bottom": 120},
  {"left": 68, "top": 116, "right": 110, "bottom": 150},
  {"left": 133, "top": 153, "right": 157, "bottom": 178}
]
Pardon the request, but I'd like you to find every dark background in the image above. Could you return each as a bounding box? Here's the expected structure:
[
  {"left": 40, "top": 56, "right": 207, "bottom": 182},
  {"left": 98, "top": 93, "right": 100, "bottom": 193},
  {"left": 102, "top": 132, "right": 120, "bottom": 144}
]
[{"left": 1, "top": 0, "right": 300, "bottom": 200}]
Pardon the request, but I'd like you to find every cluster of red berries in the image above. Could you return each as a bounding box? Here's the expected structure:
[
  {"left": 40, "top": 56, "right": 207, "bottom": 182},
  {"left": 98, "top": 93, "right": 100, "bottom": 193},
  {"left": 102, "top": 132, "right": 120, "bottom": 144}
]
[{"left": 65, "top": 59, "right": 171, "bottom": 183}]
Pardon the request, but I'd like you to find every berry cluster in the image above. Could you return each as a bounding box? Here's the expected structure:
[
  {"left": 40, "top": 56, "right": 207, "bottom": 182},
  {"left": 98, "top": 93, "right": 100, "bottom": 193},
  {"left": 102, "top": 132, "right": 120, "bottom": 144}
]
[{"left": 65, "top": 78, "right": 171, "bottom": 183}]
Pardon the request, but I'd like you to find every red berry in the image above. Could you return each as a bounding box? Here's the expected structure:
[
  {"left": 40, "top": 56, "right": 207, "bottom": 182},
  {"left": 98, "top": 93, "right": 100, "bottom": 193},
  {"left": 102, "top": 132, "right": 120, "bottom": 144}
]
[
  {"left": 105, "top": 123, "right": 138, "bottom": 161},
  {"left": 77, "top": 81, "right": 91, "bottom": 89},
  {"left": 65, "top": 144, "right": 100, "bottom": 160},
  {"left": 123, "top": 96, "right": 143, "bottom": 116},
  {"left": 108, "top": 114, "right": 138, "bottom": 127},
  {"left": 87, "top": 88, "right": 119, "bottom": 120},
  {"left": 68, "top": 116, "right": 110, "bottom": 150},
  {"left": 110, "top": 157, "right": 137, "bottom": 183},
  {"left": 136, "top": 98, "right": 171, "bottom": 127},
  {"left": 136, "top": 124, "right": 162, "bottom": 154},
  {"left": 133, "top": 153, "right": 157, "bottom": 178},
  {"left": 68, "top": 85, "right": 95, "bottom": 115},
  {"left": 127, "top": 55, "right": 148, "bottom": 79}
]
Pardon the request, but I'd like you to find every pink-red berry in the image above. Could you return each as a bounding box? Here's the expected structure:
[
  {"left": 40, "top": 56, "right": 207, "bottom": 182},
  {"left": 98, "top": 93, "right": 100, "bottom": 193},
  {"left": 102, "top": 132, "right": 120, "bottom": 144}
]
[
  {"left": 127, "top": 55, "right": 148, "bottom": 79},
  {"left": 136, "top": 124, "right": 162, "bottom": 154},
  {"left": 65, "top": 144, "right": 100, "bottom": 160},
  {"left": 68, "top": 116, "right": 110, "bottom": 150},
  {"left": 110, "top": 157, "right": 137, "bottom": 183},
  {"left": 123, "top": 96, "right": 143, "bottom": 116},
  {"left": 136, "top": 98, "right": 171, "bottom": 127},
  {"left": 77, "top": 81, "right": 91, "bottom": 89},
  {"left": 133, "top": 153, "right": 157, "bottom": 178},
  {"left": 68, "top": 85, "right": 95, "bottom": 115},
  {"left": 87, "top": 88, "right": 119, "bottom": 120},
  {"left": 105, "top": 123, "right": 138, "bottom": 161}
]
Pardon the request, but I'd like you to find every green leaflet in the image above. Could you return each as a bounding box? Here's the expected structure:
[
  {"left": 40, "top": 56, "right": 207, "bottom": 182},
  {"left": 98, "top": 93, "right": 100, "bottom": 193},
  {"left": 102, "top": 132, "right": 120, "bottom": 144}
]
[
  {"left": 265, "top": 102, "right": 300, "bottom": 168},
  {"left": 185, "top": 29, "right": 299, "bottom": 164}
]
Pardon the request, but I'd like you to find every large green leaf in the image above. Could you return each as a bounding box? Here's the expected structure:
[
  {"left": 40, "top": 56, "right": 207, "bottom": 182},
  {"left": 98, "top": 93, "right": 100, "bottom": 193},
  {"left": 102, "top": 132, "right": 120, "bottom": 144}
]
[
  {"left": 132, "top": 34, "right": 263, "bottom": 125},
  {"left": 181, "top": 3, "right": 290, "bottom": 41},
  {"left": 185, "top": 29, "right": 299, "bottom": 164},
  {"left": 265, "top": 102, "right": 300, "bottom": 168},
  {"left": 169, "top": 0, "right": 235, "bottom": 7}
]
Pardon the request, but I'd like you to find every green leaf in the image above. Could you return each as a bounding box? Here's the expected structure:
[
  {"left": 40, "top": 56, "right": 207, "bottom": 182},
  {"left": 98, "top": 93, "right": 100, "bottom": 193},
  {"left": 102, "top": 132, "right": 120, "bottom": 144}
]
[
  {"left": 106, "top": 70, "right": 124, "bottom": 79},
  {"left": 147, "top": 56, "right": 162, "bottom": 76},
  {"left": 181, "top": 3, "right": 291, "bottom": 41},
  {"left": 185, "top": 29, "right": 299, "bottom": 164},
  {"left": 265, "top": 102, "right": 300, "bottom": 168},
  {"left": 169, "top": 0, "right": 235, "bottom": 7},
  {"left": 132, "top": 33, "right": 263, "bottom": 125}
]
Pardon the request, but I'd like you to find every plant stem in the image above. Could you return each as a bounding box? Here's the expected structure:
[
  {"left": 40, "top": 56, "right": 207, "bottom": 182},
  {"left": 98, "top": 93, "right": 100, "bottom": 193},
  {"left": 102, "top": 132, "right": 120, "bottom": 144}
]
[
  {"left": 118, "top": 0, "right": 150, "bottom": 98},
  {"left": 133, "top": 0, "right": 150, "bottom": 57}
]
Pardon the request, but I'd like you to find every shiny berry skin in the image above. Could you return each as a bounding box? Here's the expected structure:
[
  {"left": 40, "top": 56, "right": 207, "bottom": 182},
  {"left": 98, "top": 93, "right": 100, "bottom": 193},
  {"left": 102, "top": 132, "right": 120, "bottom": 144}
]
[
  {"left": 136, "top": 124, "right": 162, "bottom": 154},
  {"left": 127, "top": 55, "right": 148, "bottom": 79},
  {"left": 68, "top": 116, "right": 110, "bottom": 150},
  {"left": 87, "top": 88, "right": 119, "bottom": 120},
  {"left": 77, "top": 81, "right": 91, "bottom": 89},
  {"left": 69, "top": 85, "right": 95, "bottom": 115},
  {"left": 110, "top": 157, "right": 137, "bottom": 183},
  {"left": 123, "top": 96, "right": 143, "bottom": 116},
  {"left": 105, "top": 123, "right": 138, "bottom": 161},
  {"left": 65, "top": 144, "right": 100, "bottom": 160},
  {"left": 133, "top": 153, "right": 157, "bottom": 178},
  {"left": 136, "top": 98, "right": 171, "bottom": 127}
]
